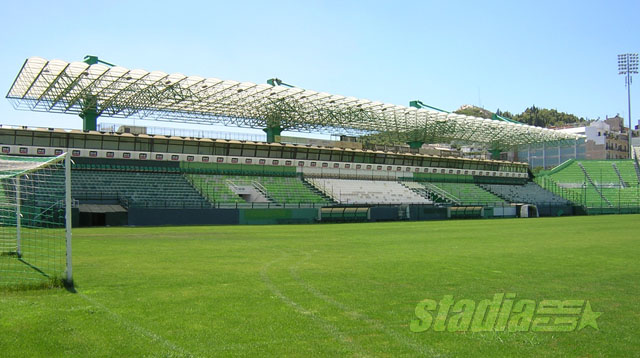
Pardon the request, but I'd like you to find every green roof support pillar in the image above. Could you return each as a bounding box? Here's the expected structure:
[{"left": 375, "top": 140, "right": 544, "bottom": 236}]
[
  {"left": 407, "top": 140, "right": 424, "bottom": 149},
  {"left": 489, "top": 148, "right": 502, "bottom": 160},
  {"left": 79, "top": 95, "right": 98, "bottom": 131},
  {"left": 263, "top": 126, "right": 283, "bottom": 143},
  {"left": 77, "top": 56, "right": 115, "bottom": 131}
]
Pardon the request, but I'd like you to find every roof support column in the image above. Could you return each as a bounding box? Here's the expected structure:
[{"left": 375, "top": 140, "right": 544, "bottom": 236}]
[
  {"left": 489, "top": 148, "right": 502, "bottom": 160},
  {"left": 263, "top": 126, "right": 283, "bottom": 143},
  {"left": 79, "top": 95, "right": 98, "bottom": 131}
]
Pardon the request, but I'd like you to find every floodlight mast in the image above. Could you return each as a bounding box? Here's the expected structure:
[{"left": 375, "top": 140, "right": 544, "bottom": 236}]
[{"left": 618, "top": 53, "right": 638, "bottom": 159}]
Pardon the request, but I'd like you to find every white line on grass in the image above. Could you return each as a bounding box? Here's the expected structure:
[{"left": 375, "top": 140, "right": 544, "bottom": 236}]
[
  {"left": 77, "top": 291, "right": 196, "bottom": 358},
  {"left": 288, "top": 250, "right": 445, "bottom": 358},
  {"left": 260, "top": 252, "right": 372, "bottom": 358}
]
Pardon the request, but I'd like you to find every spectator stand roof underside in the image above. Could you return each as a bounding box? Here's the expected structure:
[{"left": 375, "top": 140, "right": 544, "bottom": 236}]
[{"left": 6, "top": 57, "right": 582, "bottom": 147}]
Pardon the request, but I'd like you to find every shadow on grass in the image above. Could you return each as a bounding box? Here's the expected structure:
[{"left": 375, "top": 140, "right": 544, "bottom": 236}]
[
  {"left": 1, "top": 276, "right": 69, "bottom": 292},
  {"left": 0, "top": 255, "right": 76, "bottom": 293}
]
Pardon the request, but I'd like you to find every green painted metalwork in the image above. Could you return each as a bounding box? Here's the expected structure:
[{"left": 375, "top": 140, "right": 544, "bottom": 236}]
[
  {"left": 407, "top": 140, "right": 424, "bottom": 149},
  {"left": 75, "top": 93, "right": 100, "bottom": 131},
  {"left": 492, "top": 113, "right": 521, "bottom": 124},
  {"left": 80, "top": 109, "right": 98, "bottom": 131},
  {"left": 6, "top": 57, "right": 583, "bottom": 147},
  {"left": 267, "top": 78, "right": 294, "bottom": 88},
  {"left": 410, "top": 100, "right": 450, "bottom": 113},
  {"left": 489, "top": 148, "right": 502, "bottom": 160},
  {"left": 83, "top": 55, "right": 115, "bottom": 67},
  {"left": 263, "top": 126, "right": 283, "bottom": 143},
  {"left": 78, "top": 57, "right": 113, "bottom": 129}
]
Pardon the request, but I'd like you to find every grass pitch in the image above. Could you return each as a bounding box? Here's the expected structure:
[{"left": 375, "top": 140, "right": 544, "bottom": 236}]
[{"left": 1, "top": 215, "right": 639, "bottom": 357}]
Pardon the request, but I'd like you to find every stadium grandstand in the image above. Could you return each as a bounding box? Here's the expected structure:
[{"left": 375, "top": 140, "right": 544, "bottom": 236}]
[
  {"left": 535, "top": 158, "right": 640, "bottom": 214},
  {"left": 2, "top": 56, "right": 638, "bottom": 226}
]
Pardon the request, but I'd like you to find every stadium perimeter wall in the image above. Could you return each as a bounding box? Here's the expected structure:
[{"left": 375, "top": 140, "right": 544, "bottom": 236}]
[
  {"left": 126, "top": 208, "right": 319, "bottom": 226},
  {"left": 125, "top": 207, "right": 417, "bottom": 226},
  {"left": 127, "top": 208, "right": 240, "bottom": 226},
  {"left": 90, "top": 204, "right": 566, "bottom": 227}
]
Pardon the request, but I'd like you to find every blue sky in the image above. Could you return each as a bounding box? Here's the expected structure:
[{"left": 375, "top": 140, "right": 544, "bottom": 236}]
[{"left": 1, "top": 0, "right": 639, "bottom": 135}]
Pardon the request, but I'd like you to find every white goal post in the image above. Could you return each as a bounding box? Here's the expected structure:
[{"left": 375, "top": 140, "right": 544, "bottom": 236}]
[{"left": 0, "top": 153, "right": 72, "bottom": 288}]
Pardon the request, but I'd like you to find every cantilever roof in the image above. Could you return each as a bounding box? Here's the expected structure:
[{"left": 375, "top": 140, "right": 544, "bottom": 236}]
[{"left": 6, "top": 57, "right": 581, "bottom": 146}]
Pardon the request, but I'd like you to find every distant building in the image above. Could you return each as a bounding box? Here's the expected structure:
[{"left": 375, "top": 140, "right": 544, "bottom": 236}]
[{"left": 517, "top": 115, "right": 638, "bottom": 168}]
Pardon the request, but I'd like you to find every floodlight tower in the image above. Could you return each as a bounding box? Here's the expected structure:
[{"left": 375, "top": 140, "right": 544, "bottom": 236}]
[{"left": 618, "top": 53, "right": 638, "bottom": 158}]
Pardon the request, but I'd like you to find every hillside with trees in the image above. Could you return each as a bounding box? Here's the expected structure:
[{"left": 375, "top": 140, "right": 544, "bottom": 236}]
[{"left": 454, "top": 105, "right": 589, "bottom": 128}]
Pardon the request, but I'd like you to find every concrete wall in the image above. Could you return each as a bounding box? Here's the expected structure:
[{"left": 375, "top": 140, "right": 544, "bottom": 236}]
[{"left": 127, "top": 208, "right": 240, "bottom": 226}]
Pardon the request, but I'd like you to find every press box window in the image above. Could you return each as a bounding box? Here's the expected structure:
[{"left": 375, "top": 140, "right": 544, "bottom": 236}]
[
  {"left": 72, "top": 150, "right": 80, "bottom": 156},
  {"left": 106, "top": 152, "right": 115, "bottom": 158},
  {"left": 139, "top": 153, "right": 147, "bottom": 160},
  {"left": 123, "top": 152, "right": 131, "bottom": 159}
]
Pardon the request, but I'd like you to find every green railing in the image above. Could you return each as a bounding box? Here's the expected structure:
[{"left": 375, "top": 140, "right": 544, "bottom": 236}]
[{"left": 534, "top": 176, "right": 584, "bottom": 206}]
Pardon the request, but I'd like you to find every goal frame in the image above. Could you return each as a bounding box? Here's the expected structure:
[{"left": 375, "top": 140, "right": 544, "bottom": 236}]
[{"left": 0, "top": 152, "right": 72, "bottom": 286}]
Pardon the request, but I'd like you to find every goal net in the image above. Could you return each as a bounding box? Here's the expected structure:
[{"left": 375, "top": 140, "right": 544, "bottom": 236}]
[{"left": 0, "top": 153, "right": 72, "bottom": 288}]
